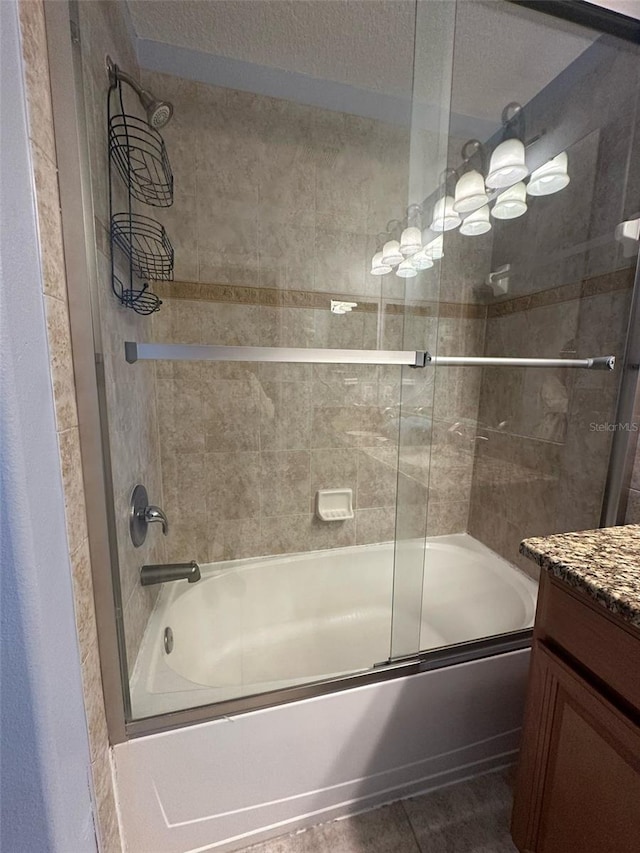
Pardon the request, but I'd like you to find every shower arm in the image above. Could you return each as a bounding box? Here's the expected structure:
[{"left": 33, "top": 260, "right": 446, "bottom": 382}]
[
  {"left": 124, "top": 342, "right": 615, "bottom": 371},
  {"left": 107, "top": 57, "right": 143, "bottom": 98},
  {"left": 106, "top": 56, "right": 173, "bottom": 128}
]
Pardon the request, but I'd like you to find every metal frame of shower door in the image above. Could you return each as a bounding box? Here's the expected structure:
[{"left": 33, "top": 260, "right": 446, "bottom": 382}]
[
  {"left": 601, "top": 254, "right": 640, "bottom": 526},
  {"left": 45, "top": 0, "right": 640, "bottom": 744},
  {"left": 125, "top": 630, "right": 533, "bottom": 737},
  {"left": 507, "top": 1, "right": 640, "bottom": 44},
  {"left": 44, "top": 0, "right": 129, "bottom": 743}
]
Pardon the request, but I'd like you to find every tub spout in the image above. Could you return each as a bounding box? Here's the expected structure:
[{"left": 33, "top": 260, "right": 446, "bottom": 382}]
[{"left": 140, "top": 560, "right": 201, "bottom": 586}]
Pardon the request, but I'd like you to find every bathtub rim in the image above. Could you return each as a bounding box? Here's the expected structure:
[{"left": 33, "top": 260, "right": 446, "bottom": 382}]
[
  {"left": 133, "top": 535, "right": 538, "bottom": 704},
  {"left": 125, "top": 627, "right": 533, "bottom": 738},
  {"left": 128, "top": 535, "right": 537, "bottom": 736}
]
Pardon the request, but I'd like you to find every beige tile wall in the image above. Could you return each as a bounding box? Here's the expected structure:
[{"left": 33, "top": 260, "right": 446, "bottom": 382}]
[
  {"left": 149, "top": 70, "right": 408, "bottom": 563},
  {"left": 17, "top": 1, "right": 120, "bottom": 849},
  {"left": 469, "top": 272, "right": 634, "bottom": 577},
  {"left": 150, "top": 296, "right": 407, "bottom": 562},
  {"left": 142, "top": 70, "right": 488, "bottom": 564}
]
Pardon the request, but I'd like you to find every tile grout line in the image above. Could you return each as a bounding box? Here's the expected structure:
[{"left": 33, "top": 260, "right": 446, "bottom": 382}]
[{"left": 400, "top": 799, "right": 425, "bottom": 853}]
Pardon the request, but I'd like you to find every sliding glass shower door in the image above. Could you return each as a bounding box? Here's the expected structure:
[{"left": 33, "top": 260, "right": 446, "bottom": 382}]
[
  {"left": 392, "top": 0, "right": 640, "bottom": 661},
  {"left": 75, "top": 0, "right": 450, "bottom": 721},
  {"left": 390, "top": 0, "right": 456, "bottom": 660}
]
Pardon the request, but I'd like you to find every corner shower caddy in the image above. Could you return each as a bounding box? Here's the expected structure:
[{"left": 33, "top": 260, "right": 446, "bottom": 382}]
[{"left": 107, "top": 81, "right": 174, "bottom": 314}]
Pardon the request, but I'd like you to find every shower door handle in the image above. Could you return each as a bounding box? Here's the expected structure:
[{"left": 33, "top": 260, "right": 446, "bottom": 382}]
[{"left": 125, "top": 341, "right": 430, "bottom": 367}]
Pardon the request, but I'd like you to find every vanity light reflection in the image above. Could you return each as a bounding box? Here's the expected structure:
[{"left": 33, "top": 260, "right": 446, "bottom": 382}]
[{"left": 370, "top": 117, "right": 570, "bottom": 273}]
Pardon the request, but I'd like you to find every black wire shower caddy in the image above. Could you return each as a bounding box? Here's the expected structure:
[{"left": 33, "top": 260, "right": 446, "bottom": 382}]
[{"left": 107, "top": 80, "right": 174, "bottom": 315}]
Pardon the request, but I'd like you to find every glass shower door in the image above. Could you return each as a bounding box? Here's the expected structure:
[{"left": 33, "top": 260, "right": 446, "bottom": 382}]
[
  {"left": 390, "top": 0, "right": 456, "bottom": 660},
  {"left": 74, "top": 0, "right": 440, "bottom": 720},
  {"left": 393, "top": 0, "right": 640, "bottom": 662}
]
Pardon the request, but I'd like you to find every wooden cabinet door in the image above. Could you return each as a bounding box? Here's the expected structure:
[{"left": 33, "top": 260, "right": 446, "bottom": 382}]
[{"left": 512, "top": 642, "right": 640, "bottom": 853}]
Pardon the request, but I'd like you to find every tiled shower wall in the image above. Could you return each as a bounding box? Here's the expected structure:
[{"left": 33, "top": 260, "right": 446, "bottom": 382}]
[
  {"left": 469, "top": 269, "right": 634, "bottom": 577},
  {"left": 468, "top": 36, "right": 640, "bottom": 575},
  {"left": 144, "top": 69, "right": 489, "bottom": 564}
]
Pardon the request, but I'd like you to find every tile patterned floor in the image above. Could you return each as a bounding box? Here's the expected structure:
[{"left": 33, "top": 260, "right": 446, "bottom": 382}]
[{"left": 245, "top": 770, "right": 518, "bottom": 852}]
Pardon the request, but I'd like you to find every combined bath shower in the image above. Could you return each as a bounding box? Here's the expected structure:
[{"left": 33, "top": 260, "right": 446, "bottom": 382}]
[{"left": 106, "top": 55, "right": 173, "bottom": 128}]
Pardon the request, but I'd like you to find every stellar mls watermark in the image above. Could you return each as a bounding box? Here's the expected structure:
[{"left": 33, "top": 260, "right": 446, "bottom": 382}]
[{"left": 590, "top": 422, "right": 639, "bottom": 432}]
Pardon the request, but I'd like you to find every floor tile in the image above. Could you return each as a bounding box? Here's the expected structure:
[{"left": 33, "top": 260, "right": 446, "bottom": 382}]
[
  {"left": 402, "top": 770, "right": 517, "bottom": 853},
  {"left": 243, "top": 770, "right": 517, "bottom": 853},
  {"left": 321, "top": 802, "right": 420, "bottom": 853},
  {"left": 246, "top": 802, "right": 419, "bottom": 853}
]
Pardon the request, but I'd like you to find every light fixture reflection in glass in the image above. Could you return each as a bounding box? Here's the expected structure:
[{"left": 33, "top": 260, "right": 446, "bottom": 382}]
[
  {"left": 400, "top": 226, "right": 422, "bottom": 256},
  {"left": 491, "top": 182, "right": 528, "bottom": 220},
  {"left": 426, "top": 234, "right": 444, "bottom": 259},
  {"left": 381, "top": 239, "right": 403, "bottom": 266},
  {"left": 460, "top": 205, "right": 492, "bottom": 236},
  {"left": 411, "top": 247, "right": 434, "bottom": 270},
  {"left": 485, "top": 139, "right": 529, "bottom": 189},
  {"left": 453, "top": 170, "right": 488, "bottom": 213},
  {"left": 395, "top": 258, "right": 418, "bottom": 278},
  {"left": 527, "top": 152, "right": 570, "bottom": 196},
  {"left": 430, "top": 196, "right": 461, "bottom": 232},
  {"left": 371, "top": 251, "right": 392, "bottom": 275}
]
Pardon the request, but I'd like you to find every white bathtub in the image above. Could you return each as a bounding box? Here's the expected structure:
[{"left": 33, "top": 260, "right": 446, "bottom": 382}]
[{"left": 130, "top": 533, "right": 537, "bottom": 719}]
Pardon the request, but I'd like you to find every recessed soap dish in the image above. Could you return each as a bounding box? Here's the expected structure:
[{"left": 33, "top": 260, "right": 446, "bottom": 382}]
[{"left": 316, "top": 488, "right": 354, "bottom": 522}]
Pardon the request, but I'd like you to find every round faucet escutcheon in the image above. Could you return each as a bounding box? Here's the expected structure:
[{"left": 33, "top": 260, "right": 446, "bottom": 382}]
[{"left": 129, "top": 483, "right": 169, "bottom": 547}]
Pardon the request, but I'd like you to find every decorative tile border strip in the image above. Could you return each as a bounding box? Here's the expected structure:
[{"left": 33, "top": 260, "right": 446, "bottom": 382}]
[
  {"left": 487, "top": 267, "right": 634, "bottom": 319},
  {"left": 437, "top": 302, "right": 486, "bottom": 319},
  {"left": 153, "top": 280, "right": 487, "bottom": 320}
]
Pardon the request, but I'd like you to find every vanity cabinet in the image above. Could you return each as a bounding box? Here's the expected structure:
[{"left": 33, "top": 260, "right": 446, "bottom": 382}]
[{"left": 511, "top": 571, "right": 640, "bottom": 853}]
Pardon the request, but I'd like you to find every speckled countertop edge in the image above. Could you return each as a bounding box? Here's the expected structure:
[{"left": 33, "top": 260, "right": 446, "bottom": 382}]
[{"left": 520, "top": 525, "right": 640, "bottom": 630}]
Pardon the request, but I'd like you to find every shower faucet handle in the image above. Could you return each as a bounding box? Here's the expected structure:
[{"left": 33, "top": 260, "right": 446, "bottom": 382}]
[
  {"left": 129, "top": 484, "right": 169, "bottom": 547},
  {"left": 144, "top": 505, "right": 169, "bottom": 535}
]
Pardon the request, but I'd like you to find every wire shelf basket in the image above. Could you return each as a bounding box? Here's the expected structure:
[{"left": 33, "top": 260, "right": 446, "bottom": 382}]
[
  {"left": 112, "top": 275, "right": 162, "bottom": 315},
  {"left": 108, "top": 113, "right": 173, "bottom": 207},
  {"left": 111, "top": 212, "right": 174, "bottom": 281}
]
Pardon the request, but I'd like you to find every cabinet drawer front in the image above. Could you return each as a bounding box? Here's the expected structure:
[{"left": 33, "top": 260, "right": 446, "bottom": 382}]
[{"left": 536, "top": 574, "right": 640, "bottom": 713}]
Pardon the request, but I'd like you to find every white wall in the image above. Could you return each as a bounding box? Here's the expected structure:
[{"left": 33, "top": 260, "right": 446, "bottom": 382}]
[{"left": 0, "top": 1, "right": 97, "bottom": 850}]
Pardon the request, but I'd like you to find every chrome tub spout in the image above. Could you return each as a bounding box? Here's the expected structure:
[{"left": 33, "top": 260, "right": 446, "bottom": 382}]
[{"left": 140, "top": 560, "right": 201, "bottom": 586}]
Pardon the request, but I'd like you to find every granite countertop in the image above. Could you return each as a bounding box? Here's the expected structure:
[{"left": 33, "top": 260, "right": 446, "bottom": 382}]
[{"left": 521, "top": 525, "right": 640, "bottom": 630}]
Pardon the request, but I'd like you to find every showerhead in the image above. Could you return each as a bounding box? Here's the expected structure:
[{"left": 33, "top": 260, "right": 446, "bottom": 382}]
[
  {"left": 107, "top": 56, "right": 173, "bottom": 129},
  {"left": 137, "top": 89, "right": 173, "bottom": 129}
]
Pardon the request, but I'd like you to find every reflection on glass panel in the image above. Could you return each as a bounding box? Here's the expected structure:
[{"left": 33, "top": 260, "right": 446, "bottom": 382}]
[{"left": 396, "top": 2, "right": 639, "bottom": 657}]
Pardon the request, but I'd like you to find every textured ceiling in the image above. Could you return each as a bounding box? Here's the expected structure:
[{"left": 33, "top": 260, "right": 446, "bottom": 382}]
[
  {"left": 449, "top": 2, "right": 595, "bottom": 122},
  {"left": 126, "top": 0, "right": 598, "bottom": 121},
  {"left": 127, "top": 0, "right": 416, "bottom": 97}
]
